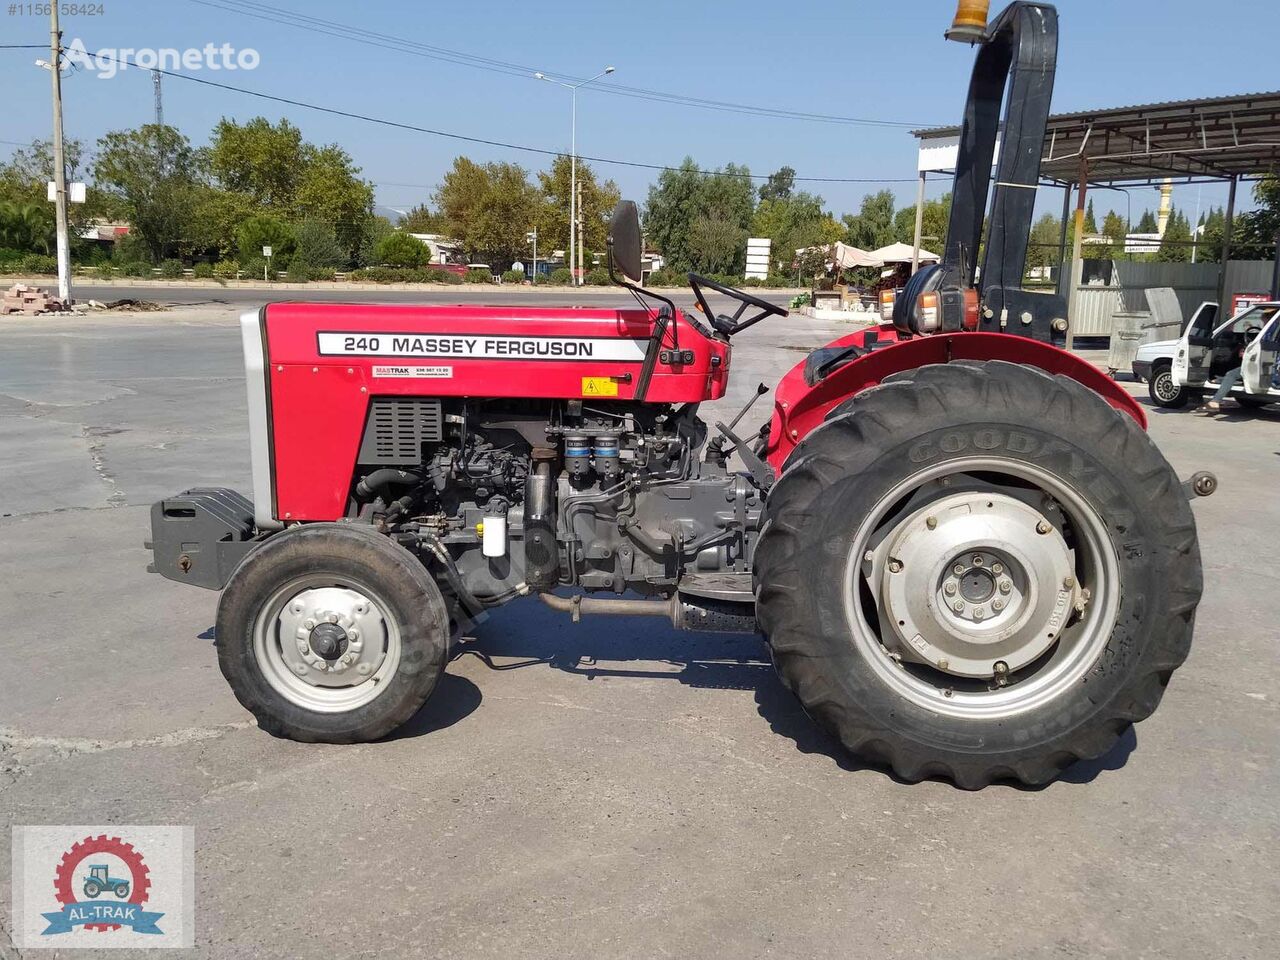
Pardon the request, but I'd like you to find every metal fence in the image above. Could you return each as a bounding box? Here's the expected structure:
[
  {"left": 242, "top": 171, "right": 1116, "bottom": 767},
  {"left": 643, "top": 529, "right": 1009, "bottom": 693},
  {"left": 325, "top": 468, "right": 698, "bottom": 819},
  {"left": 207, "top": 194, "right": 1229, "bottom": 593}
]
[{"left": 1065, "top": 260, "right": 1276, "bottom": 337}]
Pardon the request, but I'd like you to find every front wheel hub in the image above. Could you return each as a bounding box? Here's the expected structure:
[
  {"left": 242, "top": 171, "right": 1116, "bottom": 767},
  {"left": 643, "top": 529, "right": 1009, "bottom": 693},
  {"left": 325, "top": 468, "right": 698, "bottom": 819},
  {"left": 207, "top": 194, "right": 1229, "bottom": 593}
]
[{"left": 878, "top": 492, "right": 1079, "bottom": 678}]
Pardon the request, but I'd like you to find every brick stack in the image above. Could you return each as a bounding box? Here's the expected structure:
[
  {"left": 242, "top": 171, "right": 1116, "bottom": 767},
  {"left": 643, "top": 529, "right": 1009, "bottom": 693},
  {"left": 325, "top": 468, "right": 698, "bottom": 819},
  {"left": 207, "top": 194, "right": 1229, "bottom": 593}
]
[{"left": 1, "top": 283, "right": 69, "bottom": 316}]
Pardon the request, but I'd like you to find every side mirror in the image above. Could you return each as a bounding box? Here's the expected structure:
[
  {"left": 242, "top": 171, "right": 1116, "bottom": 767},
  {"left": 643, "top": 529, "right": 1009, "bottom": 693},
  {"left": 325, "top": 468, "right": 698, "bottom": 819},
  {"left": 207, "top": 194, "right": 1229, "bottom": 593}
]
[{"left": 608, "top": 200, "right": 643, "bottom": 283}]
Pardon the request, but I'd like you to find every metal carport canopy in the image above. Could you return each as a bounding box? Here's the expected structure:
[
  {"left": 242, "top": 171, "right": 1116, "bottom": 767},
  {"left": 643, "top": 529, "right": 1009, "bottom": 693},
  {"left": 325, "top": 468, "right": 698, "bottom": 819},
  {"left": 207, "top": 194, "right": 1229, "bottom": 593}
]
[
  {"left": 910, "top": 90, "right": 1280, "bottom": 345},
  {"left": 913, "top": 89, "right": 1280, "bottom": 185}
]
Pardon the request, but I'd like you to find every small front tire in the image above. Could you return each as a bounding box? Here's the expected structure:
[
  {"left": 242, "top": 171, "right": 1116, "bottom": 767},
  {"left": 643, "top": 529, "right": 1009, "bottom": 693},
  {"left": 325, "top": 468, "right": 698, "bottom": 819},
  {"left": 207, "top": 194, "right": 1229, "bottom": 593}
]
[
  {"left": 1148, "top": 362, "right": 1188, "bottom": 408},
  {"left": 216, "top": 523, "right": 449, "bottom": 743}
]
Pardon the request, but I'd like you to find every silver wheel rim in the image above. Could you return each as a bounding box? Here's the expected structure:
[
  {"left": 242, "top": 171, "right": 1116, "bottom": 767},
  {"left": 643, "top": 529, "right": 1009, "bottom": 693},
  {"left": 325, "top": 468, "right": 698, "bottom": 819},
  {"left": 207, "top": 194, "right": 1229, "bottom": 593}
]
[
  {"left": 842, "top": 456, "right": 1120, "bottom": 721},
  {"left": 1153, "top": 371, "right": 1180, "bottom": 402},
  {"left": 252, "top": 574, "right": 402, "bottom": 713}
]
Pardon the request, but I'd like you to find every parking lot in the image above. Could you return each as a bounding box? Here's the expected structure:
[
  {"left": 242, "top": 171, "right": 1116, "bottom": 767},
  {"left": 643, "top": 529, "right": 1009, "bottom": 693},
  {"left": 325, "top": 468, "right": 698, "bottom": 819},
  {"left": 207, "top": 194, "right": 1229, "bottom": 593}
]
[{"left": 1, "top": 293, "right": 1277, "bottom": 959}]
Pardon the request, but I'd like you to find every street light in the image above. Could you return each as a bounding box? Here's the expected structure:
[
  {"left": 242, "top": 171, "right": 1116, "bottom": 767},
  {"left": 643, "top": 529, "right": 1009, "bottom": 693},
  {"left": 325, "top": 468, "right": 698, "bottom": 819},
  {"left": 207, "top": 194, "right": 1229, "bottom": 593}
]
[{"left": 535, "top": 65, "right": 615, "bottom": 285}]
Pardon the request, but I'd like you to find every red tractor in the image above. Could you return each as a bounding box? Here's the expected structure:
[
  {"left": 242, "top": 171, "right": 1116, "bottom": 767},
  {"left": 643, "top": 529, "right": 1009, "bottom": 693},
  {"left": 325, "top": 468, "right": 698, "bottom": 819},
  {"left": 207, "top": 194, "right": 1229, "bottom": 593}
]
[{"left": 149, "top": 2, "right": 1212, "bottom": 787}]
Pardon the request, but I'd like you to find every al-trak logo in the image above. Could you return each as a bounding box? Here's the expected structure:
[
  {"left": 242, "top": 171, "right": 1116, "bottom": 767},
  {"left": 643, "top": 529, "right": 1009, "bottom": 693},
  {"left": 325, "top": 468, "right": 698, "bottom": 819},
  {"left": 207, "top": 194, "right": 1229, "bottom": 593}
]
[{"left": 41, "top": 834, "right": 164, "bottom": 936}]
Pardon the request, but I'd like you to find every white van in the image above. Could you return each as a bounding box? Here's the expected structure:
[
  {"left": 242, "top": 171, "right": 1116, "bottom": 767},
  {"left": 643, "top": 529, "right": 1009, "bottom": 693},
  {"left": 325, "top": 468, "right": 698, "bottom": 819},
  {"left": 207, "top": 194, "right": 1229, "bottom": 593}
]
[{"left": 1134, "top": 300, "right": 1279, "bottom": 409}]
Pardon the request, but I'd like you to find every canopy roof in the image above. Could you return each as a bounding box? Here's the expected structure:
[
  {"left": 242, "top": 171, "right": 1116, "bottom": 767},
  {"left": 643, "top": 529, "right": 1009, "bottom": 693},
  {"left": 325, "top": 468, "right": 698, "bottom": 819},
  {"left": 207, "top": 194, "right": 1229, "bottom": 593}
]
[
  {"left": 870, "top": 242, "right": 940, "bottom": 264},
  {"left": 914, "top": 90, "right": 1280, "bottom": 185}
]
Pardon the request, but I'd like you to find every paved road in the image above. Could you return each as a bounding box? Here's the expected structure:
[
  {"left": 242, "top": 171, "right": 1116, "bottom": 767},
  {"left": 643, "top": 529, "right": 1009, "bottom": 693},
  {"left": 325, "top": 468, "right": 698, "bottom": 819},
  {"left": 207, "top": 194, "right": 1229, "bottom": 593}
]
[
  {"left": 1, "top": 306, "right": 1276, "bottom": 959},
  {"left": 56, "top": 282, "right": 796, "bottom": 310}
]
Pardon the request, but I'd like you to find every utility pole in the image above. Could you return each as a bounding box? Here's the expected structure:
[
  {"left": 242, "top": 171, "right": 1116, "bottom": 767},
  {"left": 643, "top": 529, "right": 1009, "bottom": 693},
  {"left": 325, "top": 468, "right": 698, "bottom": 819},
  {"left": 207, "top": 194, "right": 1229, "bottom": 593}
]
[
  {"left": 534, "top": 66, "right": 614, "bottom": 286},
  {"left": 153, "top": 69, "right": 164, "bottom": 127},
  {"left": 48, "top": 4, "right": 71, "bottom": 302},
  {"left": 576, "top": 180, "right": 584, "bottom": 282}
]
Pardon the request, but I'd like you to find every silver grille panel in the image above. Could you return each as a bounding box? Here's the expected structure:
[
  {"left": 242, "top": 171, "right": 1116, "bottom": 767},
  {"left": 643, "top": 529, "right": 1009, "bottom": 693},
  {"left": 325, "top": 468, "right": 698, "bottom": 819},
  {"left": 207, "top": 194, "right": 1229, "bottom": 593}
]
[{"left": 357, "top": 397, "right": 443, "bottom": 465}]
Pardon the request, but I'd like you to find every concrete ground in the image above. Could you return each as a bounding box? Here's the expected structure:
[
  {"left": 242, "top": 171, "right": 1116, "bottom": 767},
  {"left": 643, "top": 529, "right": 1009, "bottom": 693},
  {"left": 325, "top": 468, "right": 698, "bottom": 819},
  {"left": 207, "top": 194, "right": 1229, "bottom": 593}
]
[{"left": 1, "top": 292, "right": 1276, "bottom": 959}]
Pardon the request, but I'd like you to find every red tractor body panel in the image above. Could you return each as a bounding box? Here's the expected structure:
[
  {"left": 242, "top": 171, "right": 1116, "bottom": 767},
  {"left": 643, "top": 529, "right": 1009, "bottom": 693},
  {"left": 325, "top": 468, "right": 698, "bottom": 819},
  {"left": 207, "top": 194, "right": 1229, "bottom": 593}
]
[
  {"left": 765, "top": 325, "right": 1146, "bottom": 471},
  {"left": 259, "top": 302, "right": 729, "bottom": 521}
]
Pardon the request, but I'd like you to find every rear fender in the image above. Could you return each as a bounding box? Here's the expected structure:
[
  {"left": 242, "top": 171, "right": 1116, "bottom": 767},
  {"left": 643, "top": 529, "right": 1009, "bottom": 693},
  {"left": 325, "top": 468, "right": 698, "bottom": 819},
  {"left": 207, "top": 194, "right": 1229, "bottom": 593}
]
[{"left": 764, "top": 327, "right": 1145, "bottom": 472}]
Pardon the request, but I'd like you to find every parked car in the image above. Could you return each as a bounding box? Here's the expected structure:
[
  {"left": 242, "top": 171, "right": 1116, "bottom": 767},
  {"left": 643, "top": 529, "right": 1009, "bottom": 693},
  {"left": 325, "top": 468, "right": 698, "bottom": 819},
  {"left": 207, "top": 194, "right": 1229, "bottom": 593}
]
[{"left": 1134, "top": 300, "right": 1280, "bottom": 409}]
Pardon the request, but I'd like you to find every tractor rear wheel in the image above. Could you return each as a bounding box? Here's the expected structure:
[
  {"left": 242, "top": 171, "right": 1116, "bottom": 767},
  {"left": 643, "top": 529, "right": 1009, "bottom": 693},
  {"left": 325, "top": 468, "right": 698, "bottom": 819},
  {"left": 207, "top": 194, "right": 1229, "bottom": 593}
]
[
  {"left": 216, "top": 523, "right": 449, "bottom": 743},
  {"left": 755, "top": 361, "right": 1202, "bottom": 788}
]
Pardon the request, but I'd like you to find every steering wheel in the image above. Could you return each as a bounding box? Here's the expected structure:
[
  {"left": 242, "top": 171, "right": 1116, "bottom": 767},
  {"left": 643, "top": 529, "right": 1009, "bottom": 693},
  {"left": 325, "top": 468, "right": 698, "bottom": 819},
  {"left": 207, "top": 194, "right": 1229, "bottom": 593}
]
[
  {"left": 1246, "top": 325, "right": 1263, "bottom": 338},
  {"left": 688, "top": 272, "right": 788, "bottom": 338}
]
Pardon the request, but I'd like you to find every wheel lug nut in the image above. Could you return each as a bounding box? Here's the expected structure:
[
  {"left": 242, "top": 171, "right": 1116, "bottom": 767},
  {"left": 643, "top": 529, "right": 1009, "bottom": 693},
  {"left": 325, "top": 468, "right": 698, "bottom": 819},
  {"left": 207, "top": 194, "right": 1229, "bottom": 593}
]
[
  {"left": 991, "top": 562, "right": 1003, "bottom": 575},
  {"left": 973, "top": 606, "right": 986, "bottom": 620},
  {"left": 328, "top": 613, "right": 339, "bottom": 623},
  {"left": 304, "top": 619, "right": 316, "bottom": 630},
  {"left": 952, "top": 600, "right": 965, "bottom": 613},
  {"left": 972, "top": 554, "right": 984, "bottom": 566},
  {"left": 944, "top": 582, "right": 957, "bottom": 596},
  {"left": 992, "top": 598, "right": 1005, "bottom": 611},
  {"left": 888, "top": 558, "right": 903, "bottom": 573},
  {"left": 1036, "top": 520, "right": 1053, "bottom": 535},
  {"left": 953, "top": 563, "right": 965, "bottom": 576},
  {"left": 999, "top": 580, "right": 1012, "bottom": 594},
  {"left": 1063, "top": 576, "right": 1075, "bottom": 589},
  {"left": 925, "top": 516, "right": 938, "bottom": 530}
]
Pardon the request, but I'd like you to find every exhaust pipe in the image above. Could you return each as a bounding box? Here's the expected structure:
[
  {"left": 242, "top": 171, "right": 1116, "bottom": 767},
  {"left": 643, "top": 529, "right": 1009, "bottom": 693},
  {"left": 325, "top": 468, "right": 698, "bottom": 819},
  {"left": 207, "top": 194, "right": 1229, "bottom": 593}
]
[{"left": 537, "top": 592, "right": 757, "bottom": 634}]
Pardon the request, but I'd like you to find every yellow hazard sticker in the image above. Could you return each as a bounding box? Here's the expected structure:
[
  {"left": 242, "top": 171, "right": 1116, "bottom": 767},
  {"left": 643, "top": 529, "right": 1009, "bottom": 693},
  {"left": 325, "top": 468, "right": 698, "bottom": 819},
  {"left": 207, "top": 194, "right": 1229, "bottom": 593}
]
[{"left": 581, "top": 376, "right": 619, "bottom": 397}]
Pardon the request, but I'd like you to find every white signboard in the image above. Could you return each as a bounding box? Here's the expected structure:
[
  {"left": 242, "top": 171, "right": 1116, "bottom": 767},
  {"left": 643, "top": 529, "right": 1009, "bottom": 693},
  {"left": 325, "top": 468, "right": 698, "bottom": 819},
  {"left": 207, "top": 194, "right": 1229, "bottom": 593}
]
[
  {"left": 262, "top": 245, "right": 273, "bottom": 258},
  {"left": 745, "top": 237, "right": 772, "bottom": 280},
  {"left": 317, "top": 332, "right": 648, "bottom": 362}
]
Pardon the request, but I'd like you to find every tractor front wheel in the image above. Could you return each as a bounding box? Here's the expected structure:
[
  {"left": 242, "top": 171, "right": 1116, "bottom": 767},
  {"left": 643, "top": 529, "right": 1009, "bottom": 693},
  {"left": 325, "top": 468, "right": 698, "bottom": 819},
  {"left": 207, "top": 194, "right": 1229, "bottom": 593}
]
[
  {"left": 216, "top": 523, "right": 450, "bottom": 743},
  {"left": 755, "top": 361, "right": 1202, "bottom": 788}
]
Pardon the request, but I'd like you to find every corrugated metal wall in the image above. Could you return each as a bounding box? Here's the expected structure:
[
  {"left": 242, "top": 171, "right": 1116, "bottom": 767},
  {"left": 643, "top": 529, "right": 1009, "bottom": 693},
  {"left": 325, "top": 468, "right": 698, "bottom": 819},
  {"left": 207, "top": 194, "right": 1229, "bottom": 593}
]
[{"left": 1066, "top": 260, "right": 1275, "bottom": 336}]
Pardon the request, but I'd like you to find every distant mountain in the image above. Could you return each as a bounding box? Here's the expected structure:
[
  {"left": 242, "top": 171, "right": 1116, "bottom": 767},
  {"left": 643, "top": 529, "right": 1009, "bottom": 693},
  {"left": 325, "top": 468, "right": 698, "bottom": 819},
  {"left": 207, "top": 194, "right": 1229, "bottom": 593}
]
[{"left": 375, "top": 205, "right": 408, "bottom": 224}]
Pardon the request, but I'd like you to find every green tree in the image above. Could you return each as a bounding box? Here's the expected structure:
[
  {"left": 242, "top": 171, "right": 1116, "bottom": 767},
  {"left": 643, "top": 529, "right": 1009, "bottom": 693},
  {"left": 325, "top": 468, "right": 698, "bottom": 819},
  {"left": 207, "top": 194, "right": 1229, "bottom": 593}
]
[
  {"left": 93, "top": 124, "right": 207, "bottom": 262},
  {"left": 294, "top": 144, "right": 375, "bottom": 262},
  {"left": 236, "top": 215, "right": 296, "bottom": 265},
  {"left": 759, "top": 166, "right": 796, "bottom": 203},
  {"left": 207, "top": 117, "right": 374, "bottom": 263},
  {"left": 843, "top": 190, "right": 897, "bottom": 250},
  {"left": 644, "top": 157, "right": 754, "bottom": 273},
  {"left": 1027, "top": 213, "right": 1063, "bottom": 272},
  {"left": 1237, "top": 176, "right": 1280, "bottom": 254},
  {"left": 1084, "top": 198, "right": 1098, "bottom": 234},
  {"left": 891, "top": 192, "right": 951, "bottom": 249},
  {"left": 687, "top": 214, "right": 745, "bottom": 274},
  {"left": 1135, "top": 209, "right": 1158, "bottom": 233},
  {"left": 209, "top": 117, "right": 306, "bottom": 209},
  {"left": 1099, "top": 209, "right": 1128, "bottom": 261},
  {"left": 536, "top": 156, "right": 620, "bottom": 257},
  {"left": 1156, "top": 207, "right": 1192, "bottom": 262},
  {"left": 398, "top": 203, "right": 447, "bottom": 234},
  {"left": 293, "top": 219, "right": 346, "bottom": 268},
  {"left": 751, "top": 192, "right": 842, "bottom": 274},
  {"left": 434, "top": 158, "right": 543, "bottom": 266},
  {"left": 373, "top": 231, "right": 428, "bottom": 267}
]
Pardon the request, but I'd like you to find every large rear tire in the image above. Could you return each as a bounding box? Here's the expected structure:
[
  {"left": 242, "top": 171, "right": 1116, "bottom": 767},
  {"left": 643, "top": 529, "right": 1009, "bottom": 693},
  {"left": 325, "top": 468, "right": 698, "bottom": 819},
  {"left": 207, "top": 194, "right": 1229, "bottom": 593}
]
[
  {"left": 755, "top": 360, "right": 1202, "bottom": 788},
  {"left": 216, "top": 523, "right": 449, "bottom": 743}
]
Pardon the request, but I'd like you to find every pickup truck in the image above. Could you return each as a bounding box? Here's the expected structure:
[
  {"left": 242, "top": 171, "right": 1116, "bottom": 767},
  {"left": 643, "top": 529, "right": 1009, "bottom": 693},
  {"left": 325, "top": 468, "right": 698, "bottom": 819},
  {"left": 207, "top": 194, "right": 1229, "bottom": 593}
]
[{"left": 1133, "top": 300, "right": 1279, "bottom": 409}]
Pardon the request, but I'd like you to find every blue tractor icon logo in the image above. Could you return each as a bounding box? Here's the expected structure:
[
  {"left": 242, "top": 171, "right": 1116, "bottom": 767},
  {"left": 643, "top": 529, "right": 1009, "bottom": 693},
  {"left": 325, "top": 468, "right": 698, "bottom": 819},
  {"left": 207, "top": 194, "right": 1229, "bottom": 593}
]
[{"left": 82, "top": 864, "right": 130, "bottom": 899}]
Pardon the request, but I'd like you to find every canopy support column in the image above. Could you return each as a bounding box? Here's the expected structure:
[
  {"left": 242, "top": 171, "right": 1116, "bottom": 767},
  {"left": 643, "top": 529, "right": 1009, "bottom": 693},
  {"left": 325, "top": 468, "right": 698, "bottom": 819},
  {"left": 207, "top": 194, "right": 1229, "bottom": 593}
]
[
  {"left": 911, "top": 171, "right": 927, "bottom": 273},
  {"left": 1217, "top": 175, "right": 1237, "bottom": 308},
  {"left": 1065, "top": 158, "right": 1088, "bottom": 352}
]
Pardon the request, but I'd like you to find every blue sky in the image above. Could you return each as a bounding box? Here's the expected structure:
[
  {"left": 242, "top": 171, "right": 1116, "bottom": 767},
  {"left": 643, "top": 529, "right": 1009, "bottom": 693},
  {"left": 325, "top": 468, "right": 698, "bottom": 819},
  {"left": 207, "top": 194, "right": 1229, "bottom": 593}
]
[{"left": 2, "top": 0, "right": 1277, "bottom": 223}]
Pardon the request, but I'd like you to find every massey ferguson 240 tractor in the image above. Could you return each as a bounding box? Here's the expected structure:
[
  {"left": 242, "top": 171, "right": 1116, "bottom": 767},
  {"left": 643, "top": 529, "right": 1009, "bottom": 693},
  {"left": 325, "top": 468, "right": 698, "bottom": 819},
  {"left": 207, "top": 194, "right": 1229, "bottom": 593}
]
[{"left": 149, "top": 2, "right": 1213, "bottom": 788}]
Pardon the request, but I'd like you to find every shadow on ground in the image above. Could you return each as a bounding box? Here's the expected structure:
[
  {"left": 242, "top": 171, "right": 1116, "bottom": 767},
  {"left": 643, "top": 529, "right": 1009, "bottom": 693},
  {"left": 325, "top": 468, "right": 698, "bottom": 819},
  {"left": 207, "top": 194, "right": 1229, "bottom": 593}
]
[{"left": 448, "top": 595, "right": 1136, "bottom": 789}]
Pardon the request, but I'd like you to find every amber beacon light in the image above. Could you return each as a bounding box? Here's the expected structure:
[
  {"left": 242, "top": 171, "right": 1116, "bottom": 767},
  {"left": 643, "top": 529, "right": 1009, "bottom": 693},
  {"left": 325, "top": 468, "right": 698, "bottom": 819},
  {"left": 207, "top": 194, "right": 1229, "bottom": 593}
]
[{"left": 945, "top": 0, "right": 990, "bottom": 42}]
